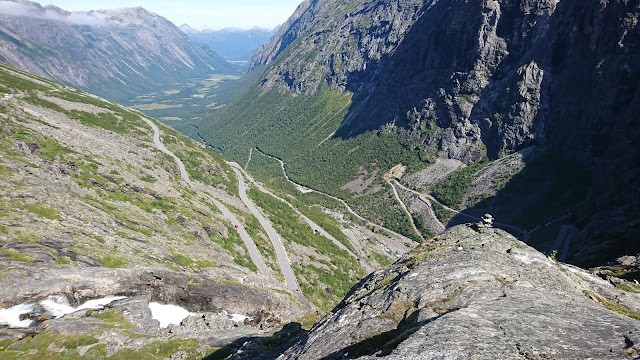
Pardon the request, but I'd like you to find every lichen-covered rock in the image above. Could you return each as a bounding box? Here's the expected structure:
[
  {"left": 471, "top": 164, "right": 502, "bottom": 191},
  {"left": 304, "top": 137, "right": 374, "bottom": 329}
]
[{"left": 282, "top": 225, "right": 640, "bottom": 359}]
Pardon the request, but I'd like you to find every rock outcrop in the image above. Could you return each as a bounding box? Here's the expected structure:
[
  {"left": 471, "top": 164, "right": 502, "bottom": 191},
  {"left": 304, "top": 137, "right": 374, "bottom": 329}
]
[{"left": 281, "top": 225, "right": 640, "bottom": 359}]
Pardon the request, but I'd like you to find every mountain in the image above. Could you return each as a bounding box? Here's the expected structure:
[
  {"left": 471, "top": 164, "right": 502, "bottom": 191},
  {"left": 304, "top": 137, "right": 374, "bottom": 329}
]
[
  {"left": 179, "top": 24, "right": 199, "bottom": 34},
  {"left": 0, "top": 61, "right": 408, "bottom": 357},
  {"left": 0, "top": 0, "right": 240, "bottom": 103},
  {"left": 184, "top": 26, "right": 277, "bottom": 61},
  {"left": 198, "top": 0, "right": 640, "bottom": 267}
]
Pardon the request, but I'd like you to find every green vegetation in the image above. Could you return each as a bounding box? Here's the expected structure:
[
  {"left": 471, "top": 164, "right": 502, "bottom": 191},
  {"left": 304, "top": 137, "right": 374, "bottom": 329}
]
[
  {"left": 24, "top": 92, "right": 148, "bottom": 136},
  {"left": 90, "top": 308, "right": 136, "bottom": 329},
  {"left": 206, "top": 222, "right": 258, "bottom": 272},
  {"left": 197, "top": 80, "right": 428, "bottom": 239},
  {"left": 431, "top": 163, "right": 486, "bottom": 209},
  {"left": 1, "top": 329, "right": 204, "bottom": 360},
  {"left": 412, "top": 212, "right": 434, "bottom": 238},
  {"left": 240, "top": 210, "right": 278, "bottom": 273},
  {"left": 616, "top": 283, "right": 640, "bottom": 293},
  {"left": 583, "top": 290, "right": 640, "bottom": 321},
  {"left": 159, "top": 124, "right": 238, "bottom": 195},
  {"left": 36, "top": 138, "right": 75, "bottom": 162},
  {"left": 173, "top": 253, "right": 194, "bottom": 267},
  {"left": 371, "top": 250, "right": 391, "bottom": 267},
  {"left": 23, "top": 203, "right": 60, "bottom": 220},
  {"left": 406, "top": 244, "right": 445, "bottom": 269},
  {"left": 0, "top": 248, "right": 35, "bottom": 263},
  {"left": 61, "top": 336, "right": 99, "bottom": 350},
  {"left": 0, "top": 63, "right": 50, "bottom": 92},
  {"left": 101, "top": 256, "right": 126, "bottom": 268},
  {"left": 140, "top": 174, "right": 157, "bottom": 183},
  {"left": 248, "top": 187, "right": 364, "bottom": 311},
  {"left": 129, "top": 72, "right": 250, "bottom": 124}
]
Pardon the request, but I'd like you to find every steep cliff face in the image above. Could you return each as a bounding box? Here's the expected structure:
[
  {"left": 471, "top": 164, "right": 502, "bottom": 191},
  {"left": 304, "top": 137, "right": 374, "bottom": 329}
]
[
  {"left": 252, "top": 0, "right": 638, "bottom": 162},
  {"left": 237, "top": 0, "right": 640, "bottom": 264},
  {"left": 280, "top": 225, "right": 640, "bottom": 359},
  {"left": 0, "top": 0, "right": 238, "bottom": 102}
]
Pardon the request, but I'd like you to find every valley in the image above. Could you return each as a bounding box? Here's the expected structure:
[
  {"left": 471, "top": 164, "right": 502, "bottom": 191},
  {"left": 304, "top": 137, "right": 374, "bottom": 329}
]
[
  {"left": 0, "top": 0, "right": 638, "bottom": 358},
  {"left": 0, "top": 62, "right": 409, "bottom": 358}
]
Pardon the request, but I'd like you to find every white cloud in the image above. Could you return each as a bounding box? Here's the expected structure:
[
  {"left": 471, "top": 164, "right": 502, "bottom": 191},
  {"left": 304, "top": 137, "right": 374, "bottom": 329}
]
[{"left": 0, "top": 1, "right": 118, "bottom": 26}]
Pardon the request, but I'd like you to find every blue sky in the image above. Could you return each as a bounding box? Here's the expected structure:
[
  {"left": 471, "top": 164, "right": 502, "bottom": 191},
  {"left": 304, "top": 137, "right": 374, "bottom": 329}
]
[{"left": 41, "top": 0, "right": 303, "bottom": 30}]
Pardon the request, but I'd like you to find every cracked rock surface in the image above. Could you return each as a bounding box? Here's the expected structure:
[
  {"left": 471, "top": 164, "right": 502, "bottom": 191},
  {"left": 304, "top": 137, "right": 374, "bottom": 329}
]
[{"left": 282, "top": 225, "right": 640, "bottom": 359}]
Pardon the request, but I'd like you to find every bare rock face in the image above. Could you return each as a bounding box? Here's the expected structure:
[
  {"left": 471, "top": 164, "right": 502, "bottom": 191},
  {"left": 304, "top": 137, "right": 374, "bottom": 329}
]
[{"left": 281, "top": 225, "right": 640, "bottom": 359}]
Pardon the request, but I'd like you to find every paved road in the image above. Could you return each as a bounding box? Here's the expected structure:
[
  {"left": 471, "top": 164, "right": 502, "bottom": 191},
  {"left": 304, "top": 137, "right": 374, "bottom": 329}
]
[
  {"left": 549, "top": 225, "right": 579, "bottom": 262},
  {"left": 253, "top": 148, "right": 415, "bottom": 244},
  {"left": 231, "top": 163, "right": 371, "bottom": 273},
  {"left": 386, "top": 178, "right": 424, "bottom": 242},
  {"left": 418, "top": 195, "right": 446, "bottom": 233},
  {"left": 140, "top": 116, "right": 271, "bottom": 277},
  {"left": 230, "top": 165, "right": 308, "bottom": 304},
  {"left": 141, "top": 116, "right": 191, "bottom": 186},
  {"left": 342, "top": 228, "right": 369, "bottom": 259},
  {"left": 391, "top": 179, "right": 527, "bottom": 237}
]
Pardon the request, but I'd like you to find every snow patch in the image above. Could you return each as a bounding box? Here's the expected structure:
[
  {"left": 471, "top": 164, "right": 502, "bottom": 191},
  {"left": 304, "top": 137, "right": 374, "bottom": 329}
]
[
  {"left": 230, "top": 313, "right": 252, "bottom": 323},
  {"left": 0, "top": 295, "right": 125, "bottom": 328},
  {"left": 149, "top": 302, "right": 192, "bottom": 328},
  {"left": 219, "top": 310, "right": 252, "bottom": 323}
]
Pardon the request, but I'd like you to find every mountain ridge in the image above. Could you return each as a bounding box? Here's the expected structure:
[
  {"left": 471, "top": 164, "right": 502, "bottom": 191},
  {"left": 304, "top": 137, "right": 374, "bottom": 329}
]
[
  {"left": 0, "top": 0, "right": 240, "bottom": 102},
  {"left": 202, "top": 0, "right": 639, "bottom": 266}
]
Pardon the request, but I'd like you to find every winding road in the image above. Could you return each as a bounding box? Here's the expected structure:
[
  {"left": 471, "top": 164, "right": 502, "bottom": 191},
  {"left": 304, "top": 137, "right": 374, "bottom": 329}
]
[
  {"left": 140, "top": 116, "right": 271, "bottom": 277},
  {"left": 229, "top": 165, "right": 305, "bottom": 300},
  {"left": 252, "top": 148, "right": 415, "bottom": 244},
  {"left": 386, "top": 177, "right": 424, "bottom": 242},
  {"left": 231, "top": 162, "right": 372, "bottom": 272},
  {"left": 390, "top": 179, "right": 528, "bottom": 238},
  {"left": 549, "top": 225, "right": 579, "bottom": 262}
]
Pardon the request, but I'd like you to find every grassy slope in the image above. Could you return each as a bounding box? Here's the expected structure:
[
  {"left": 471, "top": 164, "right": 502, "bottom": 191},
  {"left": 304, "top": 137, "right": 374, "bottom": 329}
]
[
  {"left": 1, "top": 61, "right": 367, "bottom": 314},
  {"left": 0, "top": 61, "right": 259, "bottom": 274}
]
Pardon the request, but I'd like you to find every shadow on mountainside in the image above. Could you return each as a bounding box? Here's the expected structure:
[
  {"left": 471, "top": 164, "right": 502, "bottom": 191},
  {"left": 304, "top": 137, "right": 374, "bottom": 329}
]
[
  {"left": 202, "top": 322, "right": 308, "bottom": 360},
  {"left": 333, "top": 0, "right": 479, "bottom": 140}
]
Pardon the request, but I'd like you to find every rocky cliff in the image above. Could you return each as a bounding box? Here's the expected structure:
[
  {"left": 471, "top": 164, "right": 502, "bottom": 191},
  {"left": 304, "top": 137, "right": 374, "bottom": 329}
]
[
  {"left": 252, "top": 0, "right": 638, "bottom": 162},
  {"left": 207, "top": 0, "right": 639, "bottom": 265},
  {"left": 277, "top": 225, "right": 640, "bottom": 359},
  {"left": 0, "top": 0, "right": 239, "bottom": 102}
]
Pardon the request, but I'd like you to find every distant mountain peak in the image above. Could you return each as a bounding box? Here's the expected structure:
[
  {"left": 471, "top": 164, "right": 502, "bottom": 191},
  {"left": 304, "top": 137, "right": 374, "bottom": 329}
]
[{"left": 179, "top": 23, "right": 199, "bottom": 34}]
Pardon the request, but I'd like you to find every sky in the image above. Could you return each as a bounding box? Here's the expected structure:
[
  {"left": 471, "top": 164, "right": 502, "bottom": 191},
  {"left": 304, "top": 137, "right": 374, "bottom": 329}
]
[{"left": 40, "top": 0, "right": 303, "bottom": 30}]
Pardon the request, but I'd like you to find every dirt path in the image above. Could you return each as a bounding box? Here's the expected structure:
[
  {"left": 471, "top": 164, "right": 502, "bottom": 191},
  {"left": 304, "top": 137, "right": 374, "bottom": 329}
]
[{"left": 140, "top": 116, "right": 271, "bottom": 277}]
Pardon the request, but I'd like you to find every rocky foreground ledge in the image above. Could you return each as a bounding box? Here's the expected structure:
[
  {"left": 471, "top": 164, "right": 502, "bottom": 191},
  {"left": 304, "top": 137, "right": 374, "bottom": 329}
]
[{"left": 274, "top": 225, "right": 640, "bottom": 359}]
